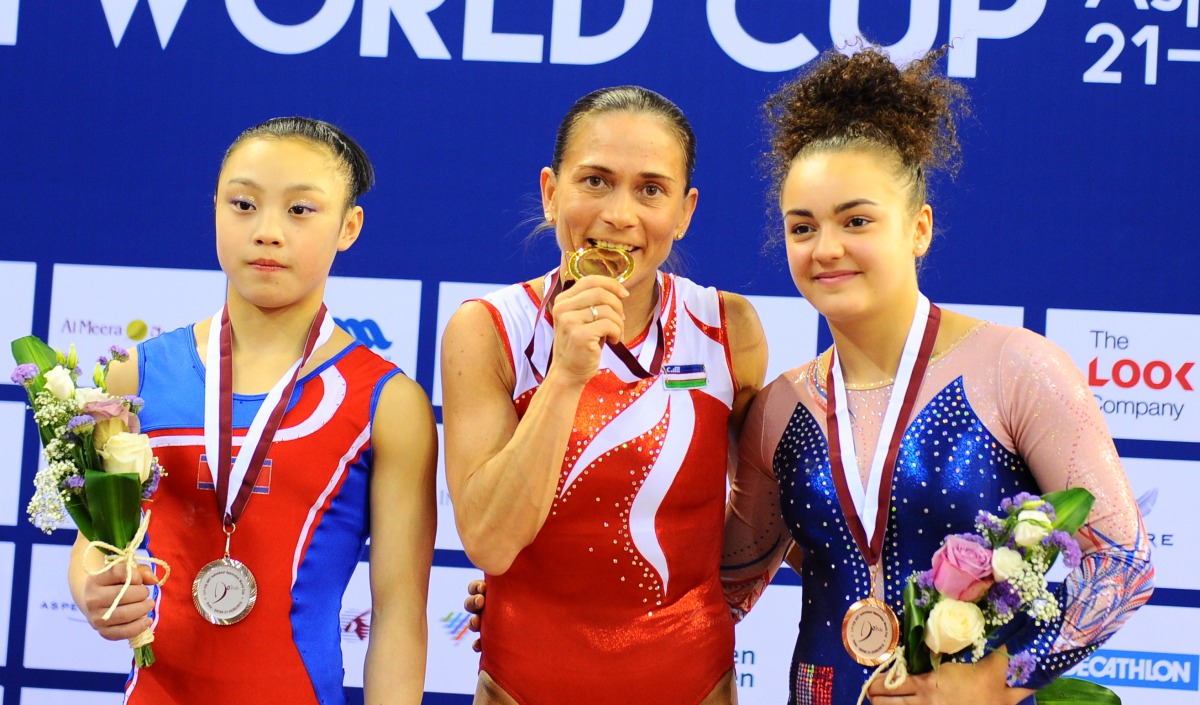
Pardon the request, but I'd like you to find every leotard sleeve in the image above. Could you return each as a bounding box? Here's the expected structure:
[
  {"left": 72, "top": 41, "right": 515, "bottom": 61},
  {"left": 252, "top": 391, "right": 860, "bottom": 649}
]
[
  {"left": 721, "top": 374, "right": 797, "bottom": 621},
  {"left": 992, "top": 328, "right": 1154, "bottom": 687}
]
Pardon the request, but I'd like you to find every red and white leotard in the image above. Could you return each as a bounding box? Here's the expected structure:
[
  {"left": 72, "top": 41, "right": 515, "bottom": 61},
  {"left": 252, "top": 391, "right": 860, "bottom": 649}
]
[{"left": 476, "top": 272, "right": 738, "bottom": 705}]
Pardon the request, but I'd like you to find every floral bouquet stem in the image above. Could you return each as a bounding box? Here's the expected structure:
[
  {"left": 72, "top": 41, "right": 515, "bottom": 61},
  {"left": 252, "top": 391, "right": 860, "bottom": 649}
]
[{"left": 13, "top": 335, "right": 169, "bottom": 668}]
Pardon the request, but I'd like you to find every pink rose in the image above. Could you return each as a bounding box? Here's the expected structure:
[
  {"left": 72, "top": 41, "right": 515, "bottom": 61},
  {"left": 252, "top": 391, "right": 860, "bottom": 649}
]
[
  {"left": 930, "top": 536, "right": 994, "bottom": 602},
  {"left": 81, "top": 398, "right": 140, "bottom": 450}
]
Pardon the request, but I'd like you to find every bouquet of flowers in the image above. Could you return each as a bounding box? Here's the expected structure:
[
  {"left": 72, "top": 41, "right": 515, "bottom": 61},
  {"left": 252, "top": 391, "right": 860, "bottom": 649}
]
[
  {"left": 861, "top": 489, "right": 1119, "bottom": 704},
  {"left": 12, "top": 335, "right": 169, "bottom": 667}
]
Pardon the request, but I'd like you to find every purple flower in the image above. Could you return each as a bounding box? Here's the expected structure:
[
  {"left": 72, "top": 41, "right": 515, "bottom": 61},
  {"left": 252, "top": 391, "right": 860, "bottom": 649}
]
[
  {"left": 63, "top": 476, "right": 86, "bottom": 489},
  {"left": 1044, "top": 530, "right": 1083, "bottom": 568},
  {"left": 976, "top": 510, "right": 1005, "bottom": 533},
  {"left": 96, "top": 355, "right": 109, "bottom": 367},
  {"left": 11, "top": 364, "right": 39, "bottom": 385},
  {"left": 1001, "top": 492, "right": 1041, "bottom": 515},
  {"left": 67, "top": 415, "right": 96, "bottom": 437},
  {"left": 142, "top": 462, "right": 162, "bottom": 498},
  {"left": 1005, "top": 651, "right": 1038, "bottom": 686},
  {"left": 950, "top": 532, "right": 990, "bottom": 548},
  {"left": 916, "top": 570, "right": 936, "bottom": 590},
  {"left": 987, "top": 581, "right": 1022, "bottom": 617},
  {"left": 109, "top": 346, "right": 130, "bottom": 363}
]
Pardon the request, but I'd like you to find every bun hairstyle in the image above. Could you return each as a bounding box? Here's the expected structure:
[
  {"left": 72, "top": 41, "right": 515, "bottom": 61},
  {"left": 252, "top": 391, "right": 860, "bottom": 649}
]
[
  {"left": 220, "top": 117, "right": 376, "bottom": 210},
  {"left": 765, "top": 46, "right": 968, "bottom": 212}
]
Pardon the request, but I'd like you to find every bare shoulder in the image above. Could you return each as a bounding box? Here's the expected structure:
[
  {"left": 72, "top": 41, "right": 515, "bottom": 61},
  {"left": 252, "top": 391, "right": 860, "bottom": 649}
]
[
  {"left": 720, "top": 291, "right": 767, "bottom": 386},
  {"left": 374, "top": 371, "right": 435, "bottom": 437},
  {"left": 103, "top": 348, "right": 140, "bottom": 397},
  {"left": 441, "top": 299, "right": 513, "bottom": 391}
]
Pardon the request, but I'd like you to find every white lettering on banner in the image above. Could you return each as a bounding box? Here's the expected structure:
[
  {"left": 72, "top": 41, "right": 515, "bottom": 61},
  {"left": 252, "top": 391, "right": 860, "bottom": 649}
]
[
  {"left": 100, "top": 0, "right": 186, "bottom": 48},
  {"left": 226, "top": 0, "right": 355, "bottom": 55},
  {"left": 1, "top": 0, "right": 17, "bottom": 45},
  {"left": 549, "top": 0, "right": 651, "bottom": 65},
  {"left": 360, "top": 0, "right": 450, "bottom": 59},
  {"left": 947, "top": 0, "right": 1047, "bottom": 77},
  {"left": 705, "top": 0, "right": 818, "bottom": 72},
  {"left": 830, "top": 0, "right": 939, "bottom": 64},
  {"left": 462, "top": 0, "right": 542, "bottom": 62}
]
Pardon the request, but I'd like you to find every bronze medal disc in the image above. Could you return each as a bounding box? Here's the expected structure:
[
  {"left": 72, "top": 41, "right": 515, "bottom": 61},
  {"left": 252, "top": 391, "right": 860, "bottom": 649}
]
[
  {"left": 193, "top": 557, "right": 258, "bottom": 626},
  {"left": 841, "top": 597, "right": 900, "bottom": 666},
  {"left": 566, "top": 245, "right": 635, "bottom": 283}
]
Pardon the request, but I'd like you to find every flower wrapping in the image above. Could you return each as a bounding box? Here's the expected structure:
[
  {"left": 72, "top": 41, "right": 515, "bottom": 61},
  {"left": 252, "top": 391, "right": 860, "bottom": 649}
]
[{"left": 13, "top": 335, "right": 168, "bottom": 668}]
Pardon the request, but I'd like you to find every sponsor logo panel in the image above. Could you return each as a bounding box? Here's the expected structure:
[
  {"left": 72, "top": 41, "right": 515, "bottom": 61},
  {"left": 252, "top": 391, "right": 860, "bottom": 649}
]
[
  {"left": 1066, "top": 606, "right": 1200, "bottom": 702},
  {"left": 732, "top": 579, "right": 802, "bottom": 704},
  {"left": 48, "top": 264, "right": 225, "bottom": 374},
  {"left": 23, "top": 544, "right": 131, "bottom": 673},
  {"left": 20, "top": 689, "right": 122, "bottom": 705},
  {"left": 425, "top": 566, "right": 484, "bottom": 694},
  {"left": 744, "top": 295, "right": 819, "bottom": 385},
  {"left": 339, "top": 561, "right": 372, "bottom": 688},
  {"left": 432, "top": 282, "right": 507, "bottom": 407},
  {"left": 1122, "top": 458, "right": 1197, "bottom": 591},
  {"left": 941, "top": 303, "right": 1024, "bottom": 329},
  {"left": 1045, "top": 309, "right": 1198, "bottom": 443},
  {"left": 0, "top": 542, "right": 13, "bottom": 667},
  {"left": 0, "top": 402, "right": 26, "bottom": 526},
  {"left": 325, "top": 275, "right": 421, "bottom": 378},
  {"left": 0, "top": 261, "right": 36, "bottom": 386},
  {"left": 434, "top": 423, "right": 462, "bottom": 551}
]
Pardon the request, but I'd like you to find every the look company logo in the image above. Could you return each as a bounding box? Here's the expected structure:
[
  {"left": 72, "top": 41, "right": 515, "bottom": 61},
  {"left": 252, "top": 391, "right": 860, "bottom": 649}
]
[
  {"left": 340, "top": 607, "right": 371, "bottom": 642},
  {"left": 442, "top": 612, "right": 470, "bottom": 645},
  {"left": 1087, "top": 329, "right": 1193, "bottom": 423},
  {"left": 1068, "top": 650, "right": 1198, "bottom": 691},
  {"left": 59, "top": 318, "right": 160, "bottom": 342},
  {"left": 335, "top": 318, "right": 392, "bottom": 351}
]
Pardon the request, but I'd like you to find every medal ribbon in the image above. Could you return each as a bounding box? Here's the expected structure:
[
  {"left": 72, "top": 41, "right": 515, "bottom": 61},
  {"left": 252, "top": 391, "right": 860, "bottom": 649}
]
[
  {"left": 826, "top": 294, "right": 941, "bottom": 566},
  {"left": 203, "top": 303, "right": 333, "bottom": 526},
  {"left": 523, "top": 270, "right": 666, "bottom": 384}
]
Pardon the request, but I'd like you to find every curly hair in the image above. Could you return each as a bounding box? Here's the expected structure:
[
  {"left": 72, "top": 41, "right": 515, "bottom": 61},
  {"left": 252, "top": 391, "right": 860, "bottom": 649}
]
[{"left": 764, "top": 46, "right": 969, "bottom": 211}]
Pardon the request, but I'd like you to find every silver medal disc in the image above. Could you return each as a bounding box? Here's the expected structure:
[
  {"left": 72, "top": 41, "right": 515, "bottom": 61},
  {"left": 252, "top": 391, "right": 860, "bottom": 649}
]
[{"left": 192, "top": 556, "right": 258, "bottom": 626}]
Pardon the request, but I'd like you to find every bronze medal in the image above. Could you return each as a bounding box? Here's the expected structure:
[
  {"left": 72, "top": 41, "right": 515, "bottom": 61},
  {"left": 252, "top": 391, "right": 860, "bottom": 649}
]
[
  {"left": 192, "top": 557, "right": 258, "bottom": 625},
  {"left": 842, "top": 596, "right": 901, "bottom": 666}
]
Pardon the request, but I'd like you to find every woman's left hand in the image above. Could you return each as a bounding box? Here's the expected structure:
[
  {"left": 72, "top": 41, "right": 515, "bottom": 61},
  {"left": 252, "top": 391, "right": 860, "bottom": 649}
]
[{"left": 865, "top": 656, "right": 1033, "bottom": 705}]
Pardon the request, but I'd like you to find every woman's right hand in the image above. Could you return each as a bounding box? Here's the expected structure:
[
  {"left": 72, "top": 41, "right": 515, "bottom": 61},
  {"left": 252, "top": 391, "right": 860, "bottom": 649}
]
[
  {"left": 464, "top": 579, "right": 487, "bottom": 653},
  {"left": 548, "top": 274, "right": 629, "bottom": 385},
  {"left": 81, "top": 562, "right": 157, "bottom": 641}
]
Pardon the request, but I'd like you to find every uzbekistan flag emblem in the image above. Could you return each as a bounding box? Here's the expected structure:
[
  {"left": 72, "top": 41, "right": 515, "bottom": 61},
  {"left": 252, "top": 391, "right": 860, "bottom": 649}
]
[{"left": 663, "top": 363, "right": 707, "bottom": 390}]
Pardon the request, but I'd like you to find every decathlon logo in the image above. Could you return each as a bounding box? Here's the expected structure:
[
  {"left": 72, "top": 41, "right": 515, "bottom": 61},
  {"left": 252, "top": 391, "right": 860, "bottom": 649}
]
[
  {"left": 1068, "top": 650, "right": 1198, "bottom": 691},
  {"left": 442, "top": 612, "right": 470, "bottom": 645},
  {"left": 335, "top": 318, "right": 392, "bottom": 351}
]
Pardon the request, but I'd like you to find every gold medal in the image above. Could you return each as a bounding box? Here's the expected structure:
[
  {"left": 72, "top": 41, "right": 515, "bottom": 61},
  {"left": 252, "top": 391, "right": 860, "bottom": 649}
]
[
  {"left": 565, "top": 245, "right": 634, "bottom": 283},
  {"left": 192, "top": 556, "right": 257, "bottom": 626},
  {"left": 841, "top": 597, "right": 900, "bottom": 666}
]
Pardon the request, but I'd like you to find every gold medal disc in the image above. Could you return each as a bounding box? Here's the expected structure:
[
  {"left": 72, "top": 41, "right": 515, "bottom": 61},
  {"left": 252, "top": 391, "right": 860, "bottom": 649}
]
[
  {"left": 565, "top": 245, "right": 635, "bottom": 283},
  {"left": 193, "top": 556, "right": 258, "bottom": 626},
  {"left": 841, "top": 597, "right": 900, "bottom": 666}
]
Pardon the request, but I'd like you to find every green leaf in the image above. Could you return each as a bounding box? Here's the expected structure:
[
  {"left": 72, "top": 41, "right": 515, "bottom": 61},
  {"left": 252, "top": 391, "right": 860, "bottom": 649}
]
[
  {"left": 63, "top": 493, "right": 95, "bottom": 540},
  {"left": 1036, "top": 676, "right": 1121, "bottom": 704},
  {"left": 1043, "top": 488, "right": 1096, "bottom": 536},
  {"left": 82, "top": 470, "right": 143, "bottom": 548},
  {"left": 12, "top": 335, "right": 58, "bottom": 371},
  {"left": 902, "top": 579, "right": 933, "bottom": 675}
]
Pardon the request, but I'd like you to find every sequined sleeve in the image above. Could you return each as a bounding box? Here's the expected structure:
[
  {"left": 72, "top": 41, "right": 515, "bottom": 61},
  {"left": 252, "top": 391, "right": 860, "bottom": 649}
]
[
  {"left": 993, "top": 328, "right": 1154, "bottom": 687},
  {"left": 721, "top": 374, "right": 796, "bottom": 622}
]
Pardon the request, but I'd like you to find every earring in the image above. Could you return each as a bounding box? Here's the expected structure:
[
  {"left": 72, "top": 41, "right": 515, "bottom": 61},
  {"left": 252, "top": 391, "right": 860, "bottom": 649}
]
[
  {"left": 545, "top": 211, "right": 555, "bottom": 223},
  {"left": 674, "top": 232, "right": 684, "bottom": 241}
]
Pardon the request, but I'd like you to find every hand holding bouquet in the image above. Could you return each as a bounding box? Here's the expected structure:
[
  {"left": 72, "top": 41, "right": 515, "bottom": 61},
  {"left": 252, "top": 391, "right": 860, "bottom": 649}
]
[
  {"left": 13, "top": 336, "right": 169, "bottom": 667},
  {"left": 858, "top": 489, "right": 1118, "bottom": 704}
]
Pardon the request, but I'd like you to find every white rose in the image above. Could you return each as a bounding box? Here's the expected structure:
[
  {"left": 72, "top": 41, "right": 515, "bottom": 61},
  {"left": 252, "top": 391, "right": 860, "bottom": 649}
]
[
  {"left": 1014, "top": 510, "right": 1052, "bottom": 547},
  {"left": 43, "top": 365, "right": 75, "bottom": 400},
  {"left": 991, "top": 546, "right": 1026, "bottom": 583},
  {"left": 924, "top": 598, "right": 985, "bottom": 655},
  {"left": 74, "top": 387, "right": 109, "bottom": 405},
  {"left": 97, "top": 432, "right": 153, "bottom": 483}
]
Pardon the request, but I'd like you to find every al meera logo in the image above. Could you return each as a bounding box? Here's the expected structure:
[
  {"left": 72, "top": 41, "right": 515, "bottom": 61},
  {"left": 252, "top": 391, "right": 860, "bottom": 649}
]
[
  {"left": 335, "top": 317, "right": 393, "bottom": 351},
  {"left": 1068, "top": 649, "right": 1198, "bottom": 691}
]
